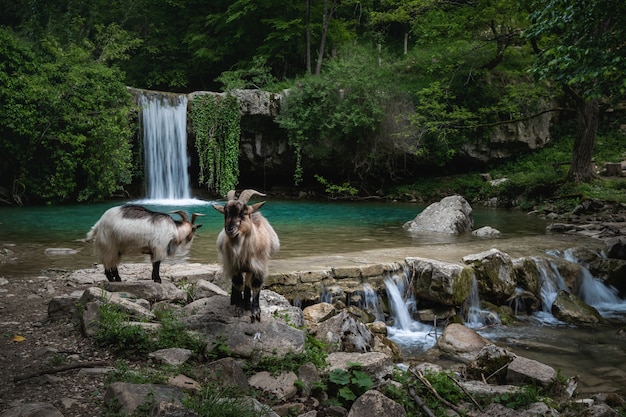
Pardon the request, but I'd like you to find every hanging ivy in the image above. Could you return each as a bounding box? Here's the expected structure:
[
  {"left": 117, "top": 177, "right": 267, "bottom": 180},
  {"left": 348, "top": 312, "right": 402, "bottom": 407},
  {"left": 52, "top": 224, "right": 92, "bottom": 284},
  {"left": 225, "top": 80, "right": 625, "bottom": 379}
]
[{"left": 190, "top": 94, "right": 241, "bottom": 196}]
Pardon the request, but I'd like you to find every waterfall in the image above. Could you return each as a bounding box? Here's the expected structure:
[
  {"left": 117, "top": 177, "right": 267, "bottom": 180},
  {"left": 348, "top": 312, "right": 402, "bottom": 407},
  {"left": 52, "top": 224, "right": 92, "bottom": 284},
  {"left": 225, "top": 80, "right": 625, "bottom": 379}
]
[
  {"left": 362, "top": 284, "right": 384, "bottom": 322},
  {"left": 562, "top": 249, "right": 626, "bottom": 316},
  {"left": 140, "top": 92, "right": 191, "bottom": 201},
  {"left": 534, "top": 256, "right": 569, "bottom": 313},
  {"left": 464, "top": 275, "right": 500, "bottom": 329},
  {"left": 383, "top": 272, "right": 436, "bottom": 352}
]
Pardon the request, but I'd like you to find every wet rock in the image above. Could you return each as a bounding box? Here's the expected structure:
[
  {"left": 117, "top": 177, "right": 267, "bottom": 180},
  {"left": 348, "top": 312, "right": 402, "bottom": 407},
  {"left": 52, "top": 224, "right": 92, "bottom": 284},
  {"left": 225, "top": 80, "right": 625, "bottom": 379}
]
[
  {"left": 605, "top": 237, "right": 626, "bottom": 260},
  {"left": 403, "top": 195, "right": 473, "bottom": 234},
  {"left": 436, "top": 323, "right": 490, "bottom": 364},
  {"left": 407, "top": 257, "right": 472, "bottom": 306},
  {"left": 347, "top": 389, "right": 406, "bottom": 417},
  {"left": 551, "top": 290, "right": 604, "bottom": 325},
  {"left": 462, "top": 248, "right": 517, "bottom": 303},
  {"left": 472, "top": 226, "right": 502, "bottom": 238}
]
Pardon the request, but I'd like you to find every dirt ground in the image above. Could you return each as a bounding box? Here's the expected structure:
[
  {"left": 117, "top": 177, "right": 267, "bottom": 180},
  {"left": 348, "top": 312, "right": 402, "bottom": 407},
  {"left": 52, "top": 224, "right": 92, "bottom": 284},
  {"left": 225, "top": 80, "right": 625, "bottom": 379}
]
[{"left": 0, "top": 271, "right": 112, "bottom": 416}]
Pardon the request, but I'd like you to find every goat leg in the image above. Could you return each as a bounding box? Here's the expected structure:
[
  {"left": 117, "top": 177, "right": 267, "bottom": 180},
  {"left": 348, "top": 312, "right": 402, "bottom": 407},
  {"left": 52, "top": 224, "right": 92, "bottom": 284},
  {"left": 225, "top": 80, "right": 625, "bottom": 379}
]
[
  {"left": 104, "top": 269, "right": 116, "bottom": 282},
  {"left": 250, "top": 276, "right": 263, "bottom": 323},
  {"left": 151, "top": 261, "right": 162, "bottom": 283},
  {"left": 231, "top": 274, "right": 245, "bottom": 316},
  {"left": 111, "top": 268, "right": 122, "bottom": 282}
]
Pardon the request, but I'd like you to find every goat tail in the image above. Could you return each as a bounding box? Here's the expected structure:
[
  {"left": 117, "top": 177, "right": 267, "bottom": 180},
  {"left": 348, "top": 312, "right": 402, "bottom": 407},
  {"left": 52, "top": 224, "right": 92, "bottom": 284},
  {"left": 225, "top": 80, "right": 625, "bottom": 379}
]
[{"left": 85, "top": 222, "right": 99, "bottom": 243}]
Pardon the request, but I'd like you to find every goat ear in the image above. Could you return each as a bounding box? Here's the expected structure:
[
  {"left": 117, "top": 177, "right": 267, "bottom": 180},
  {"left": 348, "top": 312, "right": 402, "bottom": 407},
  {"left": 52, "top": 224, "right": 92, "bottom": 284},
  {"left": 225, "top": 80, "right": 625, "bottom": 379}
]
[
  {"left": 248, "top": 201, "right": 266, "bottom": 213},
  {"left": 212, "top": 204, "right": 225, "bottom": 214}
]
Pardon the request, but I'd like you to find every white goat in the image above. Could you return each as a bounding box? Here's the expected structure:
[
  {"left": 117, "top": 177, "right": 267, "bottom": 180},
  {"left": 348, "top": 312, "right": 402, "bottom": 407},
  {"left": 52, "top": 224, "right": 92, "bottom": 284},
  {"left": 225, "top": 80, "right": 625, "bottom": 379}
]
[
  {"left": 86, "top": 204, "right": 203, "bottom": 283},
  {"left": 213, "top": 189, "right": 280, "bottom": 322}
]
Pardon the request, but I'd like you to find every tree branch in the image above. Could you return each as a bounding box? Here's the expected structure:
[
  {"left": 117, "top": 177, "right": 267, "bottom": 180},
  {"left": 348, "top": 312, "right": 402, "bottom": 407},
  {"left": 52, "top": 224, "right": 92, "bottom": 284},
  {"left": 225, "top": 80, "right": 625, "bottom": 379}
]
[{"left": 14, "top": 360, "right": 112, "bottom": 383}]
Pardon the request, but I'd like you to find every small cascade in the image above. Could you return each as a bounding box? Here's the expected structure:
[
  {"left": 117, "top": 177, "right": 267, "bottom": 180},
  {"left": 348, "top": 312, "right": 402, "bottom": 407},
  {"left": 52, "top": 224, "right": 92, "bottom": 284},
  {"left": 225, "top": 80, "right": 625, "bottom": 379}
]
[
  {"left": 563, "top": 249, "right": 626, "bottom": 316},
  {"left": 140, "top": 91, "right": 191, "bottom": 201},
  {"left": 383, "top": 271, "right": 437, "bottom": 352},
  {"left": 362, "top": 284, "right": 385, "bottom": 322},
  {"left": 534, "top": 256, "right": 569, "bottom": 313},
  {"left": 463, "top": 275, "right": 500, "bottom": 329}
]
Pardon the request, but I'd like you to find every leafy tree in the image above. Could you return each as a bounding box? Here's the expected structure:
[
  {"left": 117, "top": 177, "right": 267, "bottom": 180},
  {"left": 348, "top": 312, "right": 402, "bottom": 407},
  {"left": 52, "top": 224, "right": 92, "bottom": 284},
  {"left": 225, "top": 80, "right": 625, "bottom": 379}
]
[
  {"left": 0, "top": 28, "right": 135, "bottom": 204},
  {"left": 526, "top": 0, "right": 626, "bottom": 182}
]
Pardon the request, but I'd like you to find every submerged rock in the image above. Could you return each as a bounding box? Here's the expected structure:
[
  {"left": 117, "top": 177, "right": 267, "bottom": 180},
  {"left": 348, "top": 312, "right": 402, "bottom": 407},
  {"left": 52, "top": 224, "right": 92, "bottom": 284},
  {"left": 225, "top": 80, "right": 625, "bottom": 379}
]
[{"left": 403, "top": 195, "right": 473, "bottom": 234}]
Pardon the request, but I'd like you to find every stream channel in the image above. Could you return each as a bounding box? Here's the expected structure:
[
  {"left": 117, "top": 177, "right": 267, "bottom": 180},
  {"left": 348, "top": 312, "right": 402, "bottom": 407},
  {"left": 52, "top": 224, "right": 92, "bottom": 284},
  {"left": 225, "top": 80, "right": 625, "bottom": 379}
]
[{"left": 1, "top": 198, "right": 625, "bottom": 395}]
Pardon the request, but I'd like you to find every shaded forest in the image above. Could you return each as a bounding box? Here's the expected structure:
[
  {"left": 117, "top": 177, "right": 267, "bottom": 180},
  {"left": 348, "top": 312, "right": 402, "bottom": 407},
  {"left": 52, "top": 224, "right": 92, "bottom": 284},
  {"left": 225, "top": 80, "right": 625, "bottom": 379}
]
[{"left": 1, "top": 0, "right": 625, "bottom": 204}]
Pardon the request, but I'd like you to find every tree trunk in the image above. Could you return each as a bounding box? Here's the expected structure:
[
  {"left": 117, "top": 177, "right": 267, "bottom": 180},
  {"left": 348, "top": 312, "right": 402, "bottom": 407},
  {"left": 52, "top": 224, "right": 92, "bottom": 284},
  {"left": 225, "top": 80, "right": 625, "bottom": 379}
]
[
  {"left": 306, "top": 0, "right": 311, "bottom": 75},
  {"left": 567, "top": 98, "right": 599, "bottom": 183},
  {"left": 315, "top": 0, "right": 335, "bottom": 76}
]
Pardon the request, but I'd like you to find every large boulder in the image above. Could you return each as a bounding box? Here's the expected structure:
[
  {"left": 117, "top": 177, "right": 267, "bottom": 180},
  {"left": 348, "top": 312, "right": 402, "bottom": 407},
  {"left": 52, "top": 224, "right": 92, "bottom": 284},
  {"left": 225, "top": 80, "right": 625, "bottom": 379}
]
[
  {"left": 403, "top": 195, "right": 473, "bottom": 234},
  {"left": 183, "top": 294, "right": 306, "bottom": 358},
  {"left": 462, "top": 249, "right": 517, "bottom": 303},
  {"left": 310, "top": 311, "right": 374, "bottom": 353},
  {"left": 407, "top": 257, "right": 473, "bottom": 306}
]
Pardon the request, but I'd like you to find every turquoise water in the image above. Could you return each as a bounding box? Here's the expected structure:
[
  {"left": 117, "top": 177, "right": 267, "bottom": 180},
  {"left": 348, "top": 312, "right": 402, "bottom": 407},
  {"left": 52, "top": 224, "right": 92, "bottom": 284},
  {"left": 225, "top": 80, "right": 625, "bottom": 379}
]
[{"left": 0, "top": 198, "right": 549, "bottom": 277}]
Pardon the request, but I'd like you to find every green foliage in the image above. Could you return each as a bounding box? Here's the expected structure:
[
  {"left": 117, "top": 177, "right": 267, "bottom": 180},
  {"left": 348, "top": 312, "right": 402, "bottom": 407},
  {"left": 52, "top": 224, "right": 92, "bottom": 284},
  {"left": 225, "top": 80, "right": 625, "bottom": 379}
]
[
  {"left": 184, "top": 384, "right": 270, "bottom": 417},
  {"left": 314, "top": 175, "right": 358, "bottom": 199},
  {"left": 526, "top": 0, "right": 626, "bottom": 100},
  {"left": 0, "top": 28, "right": 136, "bottom": 204},
  {"left": 244, "top": 333, "right": 327, "bottom": 375},
  {"left": 325, "top": 364, "right": 374, "bottom": 408},
  {"left": 191, "top": 94, "right": 241, "bottom": 196},
  {"left": 215, "top": 56, "right": 278, "bottom": 91},
  {"left": 94, "top": 301, "right": 206, "bottom": 358},
  {"left": 276, "top": 45, "right": 401, "bottom": 184},
  {"left": 489, "top": 385, "right": 543, "bottom": 409}
]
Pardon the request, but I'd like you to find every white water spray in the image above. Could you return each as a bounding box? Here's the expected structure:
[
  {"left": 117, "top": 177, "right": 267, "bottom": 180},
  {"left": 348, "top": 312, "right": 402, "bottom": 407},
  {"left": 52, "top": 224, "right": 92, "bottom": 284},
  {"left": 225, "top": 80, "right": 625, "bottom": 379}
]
[
  {"left": 140, "top": 92, "right": 191, "bottom": 201},
  {"left": 464, "top": 275, "right": 501, "bottom": 329},
  {"left": 563, "top": 249, "right": 626, "bottom": 316},
  {"left": 384, "top": 272, "right": 437, "bottom": 351},
  {"left": 362, "top": 284, "right": 384, "bottom": 322}
]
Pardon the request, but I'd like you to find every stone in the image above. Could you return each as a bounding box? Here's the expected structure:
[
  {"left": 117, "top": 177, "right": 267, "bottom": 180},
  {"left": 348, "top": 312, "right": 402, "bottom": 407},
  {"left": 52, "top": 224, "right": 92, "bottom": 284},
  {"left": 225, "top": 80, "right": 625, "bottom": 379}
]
[
  {"left": 403, "top": 195, "right": 473, "bottom": 234},
  {"left": 47, "top": 290, "right": 84, "bottom": 320},
  {"left": 248, "top": 371, "right": 299, "bottom": 400},
  {"left": 303, "top": 302, "right": 336, "bottom": 324},
  {"left": 472, "top": 226, "right": 502, "bottom": 238},
  {"left": 167, "top": 374, "right": 201, "bottom": 393},
  {"left": 297, "top": 362, "right": 321, "bottom": 397},
  {"left": 408, "top": 258, "right": 471, "bottom": 305},
  {"left": 80, "top": 287, "right": 155, "bottom": 321},
  {"left": 506, "top": 356, "right": 557, "bottom": 387},
  {"left": 326, "top": 352, "right": 394, "bottom": 384},
  {"left": 101, "top": 280, "right": 187, "bottom": 303},
  {"left": 149, "top": 348, "right": 193, "bottom": 366},
  {"left": 551, "top": 290, "right": 604, "bottom": 325},
  {"left": 0, "top": 402, "right": 64, "bottom": 417},
  {"left": 436, "top": 323, "right": 490, "bottom": 364},
  {"left": 183, "top": 295, "right": 305, "bottom": 358},
  {"left": 347, "top": 390, "right": 407, "bottom": 417},
  {"left": 462, "top": 248, "right": 517, "bottom": 303},
  {"left": 197, "top": 357, "right": 249, "bottom": 390},
  {"left": 104, "top": 382, "right": 186, "bottom": 415},
  {"left": 311, "top": 311, "right": 373, "bottom": 353},
  {"left": 192, "top": 279, "right": 228, "bottom": 299}
]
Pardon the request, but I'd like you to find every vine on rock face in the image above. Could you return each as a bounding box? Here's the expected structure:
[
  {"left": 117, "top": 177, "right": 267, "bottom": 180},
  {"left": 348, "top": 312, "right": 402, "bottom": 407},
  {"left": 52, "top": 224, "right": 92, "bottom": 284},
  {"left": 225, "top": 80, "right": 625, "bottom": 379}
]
[{"left": 191, "top": 94, "right": 241, "bottom": 196}]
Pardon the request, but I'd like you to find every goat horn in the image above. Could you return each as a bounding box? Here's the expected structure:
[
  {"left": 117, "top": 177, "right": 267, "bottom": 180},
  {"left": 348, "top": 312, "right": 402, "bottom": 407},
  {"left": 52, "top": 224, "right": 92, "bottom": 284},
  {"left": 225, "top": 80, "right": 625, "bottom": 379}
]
[
  {"left": 191, "top": 213, "right": 205, "bottom": 224},
  {"left": 237, "top": 189, "right": 266, "bottom": 204},
  {"left": 226, "top": 190, "right": 237, "bottom": 201},
  {"left": 170, "top": 210, "right": 189, "bottom": 222}
]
